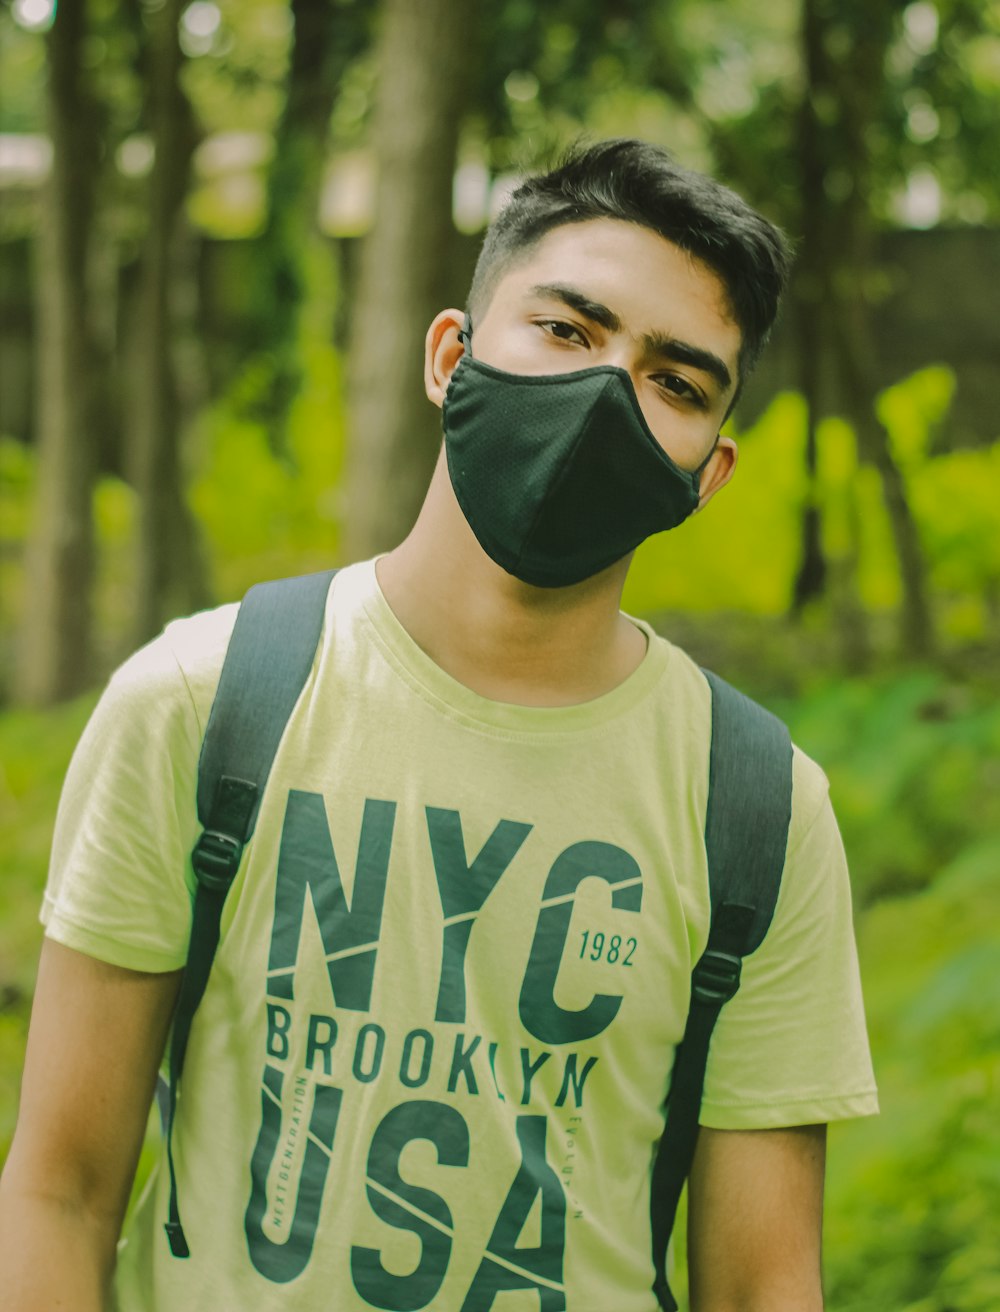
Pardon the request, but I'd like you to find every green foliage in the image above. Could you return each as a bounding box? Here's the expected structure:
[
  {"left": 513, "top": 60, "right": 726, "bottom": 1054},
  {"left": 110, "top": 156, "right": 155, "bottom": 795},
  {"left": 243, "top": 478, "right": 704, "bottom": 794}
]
[
  {"left": 0, "top": 439, "right": 35, "bottom": 684},
  {"left": 910, "top": 443, "right": 1000, "bottom": 633},
  {"left": 815, "top": 413, "right": 903, "bottom": 612},
  {"left": 0, "top": 691, "right": 97, "bottom": 1162},
  {"left": 90, "top": 474, "right": 139, "bottom": 661},
  {"left": 767, "top": 671, "right": 1000, "bottom": 1310},
  {"left": 624, "top": 392, "right": 808, "bottom": 616},
  {"left": 189, "top": 336, "right": 345, "bottom": 601},
  {"left": 0, "top": 694, "right": 96, "bottom": 991},
  {"left": 879, "top": 366, "right": 1000, "bottom": 636},
  {"left": 779, "top": 672, "right": 1000, "bottom": 904},
  {"left": 878, "top": 365, "right": 956, "bottom": 467},
  {"left": 182, "top": 0, "right": 294, "bottom": 137},
  {"left": 623, "top": 366, "right": 1000, "bottom": 644},
  {"left": 824, "top": 839, "right": 1000, "bottom": 1311},
  {"left": 468, "top": 0, "right": 1000, "bottom": 230}
]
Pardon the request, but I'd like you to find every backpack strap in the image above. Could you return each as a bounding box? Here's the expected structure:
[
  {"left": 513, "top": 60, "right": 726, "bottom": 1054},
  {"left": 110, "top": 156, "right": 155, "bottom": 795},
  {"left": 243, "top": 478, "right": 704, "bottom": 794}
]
[
  {"left": 164, "top": 568, "right": 337, "bottom": 1258},
  {"left": 650, "top": 668, "right": 793, "bottom": 1310}
]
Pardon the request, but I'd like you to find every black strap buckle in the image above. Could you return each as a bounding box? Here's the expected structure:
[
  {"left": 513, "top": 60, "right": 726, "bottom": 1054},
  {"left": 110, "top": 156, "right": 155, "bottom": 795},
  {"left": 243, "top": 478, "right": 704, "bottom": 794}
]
[
  {"left": 164, "top": 1219, "right": 191, "bottom": 1258},
  {"left": 652, "top": 1277, "right": 680, "bottom": 1312},
  {"left": 691, "top": 947, "right": 742, "bottom": 1006},
  {"left": 191, "top": 829, "right": 243, "bottom": 891}
]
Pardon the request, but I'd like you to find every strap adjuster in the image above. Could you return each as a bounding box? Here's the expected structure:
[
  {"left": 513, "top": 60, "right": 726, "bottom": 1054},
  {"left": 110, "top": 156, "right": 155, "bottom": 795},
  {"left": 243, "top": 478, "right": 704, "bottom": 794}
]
[
  {"left": 191, "top": 829, "right": 243, "bottom": 891},
  {"left": 691, "top": 947, "right": 742, "bottom": 1006},
  {"left": 164, "top": 1219, "right": 191, "bottom": 1258}
]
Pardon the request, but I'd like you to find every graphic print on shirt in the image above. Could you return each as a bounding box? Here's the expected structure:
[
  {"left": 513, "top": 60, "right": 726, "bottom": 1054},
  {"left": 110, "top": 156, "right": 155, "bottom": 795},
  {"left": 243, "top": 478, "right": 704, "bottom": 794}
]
[{"left": 243, "top": 788, "right": 644, "bottom": 1308}]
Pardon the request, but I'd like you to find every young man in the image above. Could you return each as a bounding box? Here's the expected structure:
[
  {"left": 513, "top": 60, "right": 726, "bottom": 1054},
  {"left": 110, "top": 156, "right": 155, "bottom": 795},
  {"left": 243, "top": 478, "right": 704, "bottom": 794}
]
[{"left": 1, "top": 139, "right": 877, "bottom": 1310}]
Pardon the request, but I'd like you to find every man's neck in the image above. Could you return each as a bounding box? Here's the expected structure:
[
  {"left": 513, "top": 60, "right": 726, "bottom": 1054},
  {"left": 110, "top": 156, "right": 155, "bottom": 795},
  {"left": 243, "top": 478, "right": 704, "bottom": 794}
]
[{"left": 375, "top": 458, "right": 646, "bottom": 708}]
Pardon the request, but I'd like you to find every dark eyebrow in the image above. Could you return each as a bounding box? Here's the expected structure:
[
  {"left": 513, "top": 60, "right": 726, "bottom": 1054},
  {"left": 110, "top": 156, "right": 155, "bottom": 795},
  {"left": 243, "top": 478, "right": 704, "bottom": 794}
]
[
  {"left": 527, "top": 281, "right": 733, "bottom": 395},
  {"left": 644, "top": 332, "right": 733, "bottom": 395},
  {"left": 528, "top": 282, "right": 622, "bottom": 333}
]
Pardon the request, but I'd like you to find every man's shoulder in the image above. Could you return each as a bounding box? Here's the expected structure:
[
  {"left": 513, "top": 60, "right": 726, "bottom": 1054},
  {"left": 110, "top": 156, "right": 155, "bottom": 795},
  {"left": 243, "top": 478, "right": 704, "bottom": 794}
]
[
  {"left": 646, "top": 628, "right": 832, "bottom": 829},
  {"left": 160, "top": 600, "right": 241, "bottom": 689},
  {"left": 105, "top": 562, "right": 376, "bottom": 733},
  {"left": 106, "top": 600, "right": 241, "bottom": 732}
]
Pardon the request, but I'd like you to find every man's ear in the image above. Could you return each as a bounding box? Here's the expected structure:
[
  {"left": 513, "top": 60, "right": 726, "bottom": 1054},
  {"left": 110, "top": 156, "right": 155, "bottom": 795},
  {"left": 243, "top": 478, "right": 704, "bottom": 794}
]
[
  {"left": 424, "top": 309, "right": 467, "bottom": 408},
  {"left": 696, "top": 435, "right": 738, "bottom": 510}
]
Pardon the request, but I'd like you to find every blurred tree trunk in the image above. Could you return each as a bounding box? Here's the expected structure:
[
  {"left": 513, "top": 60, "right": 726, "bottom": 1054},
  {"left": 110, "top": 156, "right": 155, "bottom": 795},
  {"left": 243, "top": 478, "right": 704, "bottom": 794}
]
[
  {"left": 834, "top": 290, "right": 934, "bottom": 656},
  {"left": 128, "top": 0, "right": 207, "bottom": 646},
  {"left": 344, "top": 0, "right": 472, "bottom": 559},
  {"left": 819, "top": 0, "right": 934, "bottom": 657},
  {"left": 791, "top": 298, "right": 829, "bottom": 610},
  {"left": 791, "top": 0, "right": 830, "bottom": 614},
  {"left": 14, "top": 0, "right": 100, "bottom": 705},
  {"left": 249, "top": 0, "right": 370, "bottom": 446}
]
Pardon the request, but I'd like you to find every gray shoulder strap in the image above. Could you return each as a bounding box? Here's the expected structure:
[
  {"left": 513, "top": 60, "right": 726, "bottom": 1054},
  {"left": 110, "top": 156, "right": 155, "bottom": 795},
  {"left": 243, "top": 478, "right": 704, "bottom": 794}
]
[
  {"left": 650, "top": 667, "right": 793, "bottom": 1310},
  {"left": 196, "top": 568, "right": 339, "bottom": 832},
  {"left": 702, "top": 667, "right": 792, "bottom": 943},
  {"left": 165, "top": 567, "right": 337, "bottom": 1260}
]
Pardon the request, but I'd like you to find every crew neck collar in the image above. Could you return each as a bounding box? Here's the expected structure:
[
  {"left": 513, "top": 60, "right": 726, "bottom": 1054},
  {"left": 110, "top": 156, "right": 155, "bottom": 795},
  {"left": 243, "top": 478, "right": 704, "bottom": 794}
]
[{"left": 347, "top": 559, "right": 672, "bottom": 738}]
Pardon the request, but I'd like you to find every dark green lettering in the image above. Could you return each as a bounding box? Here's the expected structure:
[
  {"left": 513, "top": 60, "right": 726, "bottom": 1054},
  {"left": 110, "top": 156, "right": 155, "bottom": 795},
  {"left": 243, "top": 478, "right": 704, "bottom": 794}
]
[
  {"left": 351, "top": 1100, "right": 470, "bottom": 1310},
  {"left": 426, "top": 808, "right": 532, "bottom": 1023},
  {"left": 245, "top": 1066, "right": 342, "bottom": 1282},
  {"left": 399, "top": 1029, "right": 434, "bottom": 1089},
  {"left": 519, "top": 1048, "right": 552, "bottom": 1105},
  {"left": 266, "top": 1003, "right": 291, "bottom": 1060},
  {"left": 268, "top": 791, "right": 396, "bottom": 1011},
  {"left": 519, "top": 841, "right": 642, "bottom": 1044},
  {"left": 353, "top": 1022, "right": 386, "bottom": 1083},
  {"left": 461, "top": 1115, "right": 566, "bottom": 1311},
  {"left": 554, "top": 1054, "right": 599, "bottom": 1108},
  {"left": 447, "top": 1032, "right": 481, "bottom": 1095},
  {"left": 487, "top": 1042, "right": 505, "bottom": 1101},
  {"left": 305, "top": 1014, "right": 338, "bottom": 1076}
]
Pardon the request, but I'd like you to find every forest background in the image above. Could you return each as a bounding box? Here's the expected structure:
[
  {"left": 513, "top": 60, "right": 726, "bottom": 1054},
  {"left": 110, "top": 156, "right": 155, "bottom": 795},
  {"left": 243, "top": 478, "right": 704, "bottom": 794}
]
[{"left": 1, "top": 0, "right": 999, "bottom": 1308}]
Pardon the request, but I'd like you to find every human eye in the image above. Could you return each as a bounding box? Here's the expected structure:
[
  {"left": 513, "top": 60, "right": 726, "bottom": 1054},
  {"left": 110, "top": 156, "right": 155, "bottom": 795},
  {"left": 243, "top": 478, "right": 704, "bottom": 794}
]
[
  {"left": 654, "top": 373, "right": 706, "bottom": 408},
  {"left": 537, "top": 318, "right": 590, "bottom": 347}
]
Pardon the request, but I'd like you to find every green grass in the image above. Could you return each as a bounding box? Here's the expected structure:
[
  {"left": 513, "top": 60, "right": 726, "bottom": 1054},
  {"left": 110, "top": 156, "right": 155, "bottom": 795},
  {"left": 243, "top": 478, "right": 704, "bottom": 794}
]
[
  {"left": 824, "top": 839, "right": 1000, "bottom": 1312},
  {"left": 0, "top": 691, "right": 97, "bottom": 1158}
]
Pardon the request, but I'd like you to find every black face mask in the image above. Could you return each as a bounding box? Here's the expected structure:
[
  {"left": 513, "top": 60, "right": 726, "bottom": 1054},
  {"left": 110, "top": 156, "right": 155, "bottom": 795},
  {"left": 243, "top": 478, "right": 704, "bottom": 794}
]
[{"left": 442, "top": 332, "right": 715, "bottom": 588}]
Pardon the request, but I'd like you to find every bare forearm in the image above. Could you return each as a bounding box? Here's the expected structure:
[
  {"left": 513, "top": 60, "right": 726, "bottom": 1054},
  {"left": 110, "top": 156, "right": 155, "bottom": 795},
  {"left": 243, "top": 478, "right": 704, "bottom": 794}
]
[
  {"left": 687, "top": 1124, "right": 826, "bottom": 1312},
  {"left": 691, "top": 1293, "right": 823, "bottom": 1312},
  {"left": 0, "top": 1183, "right": 116, "bottom": 1311},
  {"left": 689, "top": 1250, "right": 824, "bottom": 1312},
  {"left": 2, "top": 942, "right": 179, "bottom": 1309}
]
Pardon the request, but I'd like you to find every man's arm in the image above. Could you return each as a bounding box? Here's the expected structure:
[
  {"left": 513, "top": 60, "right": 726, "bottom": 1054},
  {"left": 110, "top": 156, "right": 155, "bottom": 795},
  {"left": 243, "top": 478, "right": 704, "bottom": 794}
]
[
  {"left": 0, "top": 938, "right": 181, "bottom": 1311},
  {"left": 686, "top": 1123, "right": 827, "bottom": 1312}
]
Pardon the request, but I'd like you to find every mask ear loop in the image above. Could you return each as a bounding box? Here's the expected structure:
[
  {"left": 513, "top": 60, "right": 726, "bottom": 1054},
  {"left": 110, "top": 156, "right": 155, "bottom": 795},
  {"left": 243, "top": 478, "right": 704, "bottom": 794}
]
[
  {"left": 690, "top": 434, "right": 720, "bottom": 507},
  {"left": 457, "top": 313, "right": 473, "bottom": 355},
  {"left": 695, "top": 436, "right": 719, "bottom": 476}
]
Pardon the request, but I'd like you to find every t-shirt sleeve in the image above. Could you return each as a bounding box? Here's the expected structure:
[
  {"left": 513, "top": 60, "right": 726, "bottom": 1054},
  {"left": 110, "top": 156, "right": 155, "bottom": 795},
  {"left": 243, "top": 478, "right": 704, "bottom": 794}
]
[
  {"left": 40, "top": 611, "right": 234, "bottom": 973},
  {"left": 698, "top": 750, "right": 879, "bottom": 1129}
]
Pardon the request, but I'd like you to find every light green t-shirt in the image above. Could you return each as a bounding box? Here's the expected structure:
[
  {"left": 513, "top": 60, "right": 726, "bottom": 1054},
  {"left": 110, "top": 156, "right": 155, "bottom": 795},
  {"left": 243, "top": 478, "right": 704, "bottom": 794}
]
[{"left": 42, "top": 561, "right": 877, "bottom": 1312}]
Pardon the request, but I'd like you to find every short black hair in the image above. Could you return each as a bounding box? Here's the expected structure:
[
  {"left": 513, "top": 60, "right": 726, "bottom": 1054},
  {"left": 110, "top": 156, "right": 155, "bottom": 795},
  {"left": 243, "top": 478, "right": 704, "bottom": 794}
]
[{"left": 467, "top": 138, "right": 793, "bottom": 389}]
